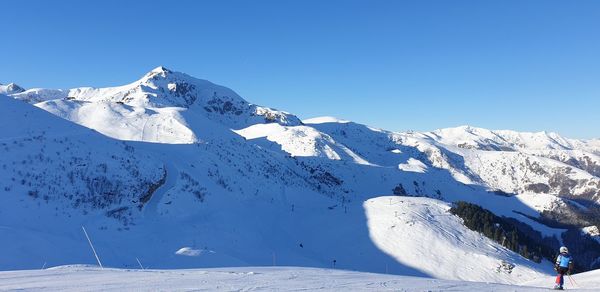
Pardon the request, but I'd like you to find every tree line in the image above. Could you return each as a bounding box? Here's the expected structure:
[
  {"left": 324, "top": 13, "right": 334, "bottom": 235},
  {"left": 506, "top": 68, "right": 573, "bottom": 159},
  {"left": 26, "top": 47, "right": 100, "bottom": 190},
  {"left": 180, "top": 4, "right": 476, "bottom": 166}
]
[{"left": 449, "top": 201, "right": 558, "bottom": 264}]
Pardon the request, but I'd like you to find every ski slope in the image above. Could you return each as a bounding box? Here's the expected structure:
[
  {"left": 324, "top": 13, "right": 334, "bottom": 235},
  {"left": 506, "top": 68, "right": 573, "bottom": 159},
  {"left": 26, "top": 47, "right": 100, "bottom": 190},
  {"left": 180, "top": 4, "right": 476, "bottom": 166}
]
[
  {"left": 364, "top": 196, "right": 553, "bottom": 283},
  {"left": 0, "top": 265, "right": 598, "bottom": 291}
]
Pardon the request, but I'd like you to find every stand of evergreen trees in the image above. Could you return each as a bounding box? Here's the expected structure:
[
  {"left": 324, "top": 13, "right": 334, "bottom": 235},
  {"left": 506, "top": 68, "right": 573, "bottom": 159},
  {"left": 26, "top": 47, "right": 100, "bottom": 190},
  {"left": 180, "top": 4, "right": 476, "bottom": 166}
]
[
  {"left": 562, "top": 228, "right": 600, "bottom": 271},
  {"left": 449, "top": 201, "right": 558, "bottom": 264}
]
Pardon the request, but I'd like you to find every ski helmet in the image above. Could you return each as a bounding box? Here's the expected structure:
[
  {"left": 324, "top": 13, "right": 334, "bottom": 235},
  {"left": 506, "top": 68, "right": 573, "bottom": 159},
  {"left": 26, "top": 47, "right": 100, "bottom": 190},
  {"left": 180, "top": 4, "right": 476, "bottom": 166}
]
[{"left": 560, "top": 246, "right": 568, "bottom": 253}]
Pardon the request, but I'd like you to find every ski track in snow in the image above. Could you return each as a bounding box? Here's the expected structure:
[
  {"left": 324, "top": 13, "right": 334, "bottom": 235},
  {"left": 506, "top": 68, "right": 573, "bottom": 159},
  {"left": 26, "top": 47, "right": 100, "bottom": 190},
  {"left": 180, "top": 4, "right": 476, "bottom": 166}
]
[{"left": 140, "top": 116, "right": 148, "bottom": 141}]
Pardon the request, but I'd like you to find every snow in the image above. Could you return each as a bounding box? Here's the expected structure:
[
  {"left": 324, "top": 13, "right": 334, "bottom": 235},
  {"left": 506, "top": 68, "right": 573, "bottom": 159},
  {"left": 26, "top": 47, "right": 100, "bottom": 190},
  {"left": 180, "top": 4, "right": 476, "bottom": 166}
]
[
  {"left": 364, "top": 196, "right": 552, "bottom": 283},
  {"left": 397, "top": 158, "right": 428, "bottom": 173},
  {"left": 11, "top": 67, "right": 302, "bottom": 144},
  {"left": 303, "top": 116, "right": 351, "bottom": 124},
  {"left": 514, "top": 192, "right": 564, "bottom": 213},
  {"left": 0, "top": 94, "right": 165, "bottom": 269},
  {"left": 0, "top": 82, "right": 25, "bottom": 94},
  {"left": 175, "top": 247, "right": 203, "bottom": 257},
  {"left": 1, "top": 266, "right": 598, "bottom": 291},
  {"left": 36, "top": 99, "right": 197, "bottom": 144},
  {"left": 582, "top": 226, "right": 600, "bottom": 244},
  {"left": 234, "top": 123, "right": 374, "bottom": 164},
  {"left": 0, "top": 94, "right": 85, "bottom": 138},
  {"left": 232, "top": 122, "right": 285, "bottom": 140},
  {"left": 524, "top": 268, "right": 600, "bottom": 290},
  {"left": 234, "top": 123, "right": 342, "bottom": 159},
  {"left": 582, "top": 226, "right": 599, "bottom": 236},
  {"left": 427, "top": 125, "right": 576, "bottom": 151},
  {"left": 12, "top": 88, "right": 68, "bottom": 103}
]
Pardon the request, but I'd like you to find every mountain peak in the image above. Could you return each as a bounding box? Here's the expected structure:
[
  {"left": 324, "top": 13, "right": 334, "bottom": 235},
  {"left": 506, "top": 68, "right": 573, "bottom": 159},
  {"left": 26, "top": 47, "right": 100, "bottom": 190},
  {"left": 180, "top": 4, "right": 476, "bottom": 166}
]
[
  {"left": 0, "top": 82, "right": 26, "bottom": 94},
  {"left": 142, "top": 66, "right": 174, "bottom": 81},
  {"left": 151, "top": 66, "right": 172, "bottom": 74}
]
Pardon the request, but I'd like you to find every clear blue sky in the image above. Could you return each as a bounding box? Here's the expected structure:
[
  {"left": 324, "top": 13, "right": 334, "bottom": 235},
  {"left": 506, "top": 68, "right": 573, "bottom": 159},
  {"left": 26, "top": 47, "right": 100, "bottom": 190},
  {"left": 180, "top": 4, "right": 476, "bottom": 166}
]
[{"left": 1, "top": 0, "right": 599, "bottom": 138}]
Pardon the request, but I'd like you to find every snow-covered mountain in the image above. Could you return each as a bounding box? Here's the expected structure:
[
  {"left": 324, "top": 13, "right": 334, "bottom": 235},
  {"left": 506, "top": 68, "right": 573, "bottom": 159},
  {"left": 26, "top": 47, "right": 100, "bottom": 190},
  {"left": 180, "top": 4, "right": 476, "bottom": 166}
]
[
  {"left": 2, "top": 67, "right": 600, "bottom": 286},
  {"left": 11, "top": 67, "right": 300, "bottom": 143},
  {"left": 408, "top": 125, "right": 600, "bottom": 226},
  {"left": 0, "top": 82, "right": 25, "bottom": 95}
]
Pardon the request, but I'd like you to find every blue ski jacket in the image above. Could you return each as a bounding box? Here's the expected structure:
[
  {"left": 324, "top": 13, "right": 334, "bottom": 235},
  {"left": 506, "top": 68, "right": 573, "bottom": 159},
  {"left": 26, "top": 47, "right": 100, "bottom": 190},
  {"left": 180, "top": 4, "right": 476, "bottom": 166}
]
[{"left": 556, "top": 253, "right": 572, "bottom": 268}]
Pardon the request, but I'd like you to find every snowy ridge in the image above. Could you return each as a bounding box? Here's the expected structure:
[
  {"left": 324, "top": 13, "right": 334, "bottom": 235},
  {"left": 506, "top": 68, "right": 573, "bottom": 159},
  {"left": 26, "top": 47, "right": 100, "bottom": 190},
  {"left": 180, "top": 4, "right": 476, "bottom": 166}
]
[
  {"left": 426, "top": 125, "right": 581, "bottom": 151},
  {"left": 303, "top": 116, "right": 351, "bottom": 124},
  {"left": 234, "top": 123, "right": 373, "bottom": 164},
  {"left": 11, "top": 66, "right": 302, "bottom": 143},
  {"left": 406, "top": 126, "right": 600, "bottom": 205}
]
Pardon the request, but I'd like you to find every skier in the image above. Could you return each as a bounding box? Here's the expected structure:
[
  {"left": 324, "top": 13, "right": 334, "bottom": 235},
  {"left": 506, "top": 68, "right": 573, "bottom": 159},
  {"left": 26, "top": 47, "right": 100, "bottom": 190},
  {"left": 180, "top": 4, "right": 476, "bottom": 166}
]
[{"left": 553, "top": 246, "right": 573, "bottom": 290}]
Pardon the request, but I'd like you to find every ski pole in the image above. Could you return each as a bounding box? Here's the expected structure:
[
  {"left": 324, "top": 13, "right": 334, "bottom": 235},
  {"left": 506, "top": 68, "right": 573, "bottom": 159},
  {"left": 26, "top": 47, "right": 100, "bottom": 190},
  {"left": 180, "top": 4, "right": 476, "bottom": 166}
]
[
  {"left": 566, "top": 274, "right": 574, "bottom": 287},
  {"left": 567, "top": 275, "right": 578, "bottom": 287}
]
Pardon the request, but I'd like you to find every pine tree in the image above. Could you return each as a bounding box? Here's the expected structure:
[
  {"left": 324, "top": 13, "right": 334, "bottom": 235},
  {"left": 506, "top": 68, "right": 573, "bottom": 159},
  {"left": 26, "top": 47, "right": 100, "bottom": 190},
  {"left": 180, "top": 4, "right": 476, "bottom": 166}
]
[
  {"left": 494, "top": 227, "right": 502, "bottom": 242},
  {"left": 521, "top": 245, "right": 529, "bottom": 259}
]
